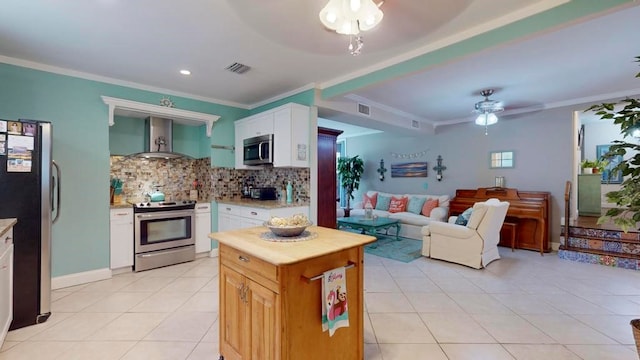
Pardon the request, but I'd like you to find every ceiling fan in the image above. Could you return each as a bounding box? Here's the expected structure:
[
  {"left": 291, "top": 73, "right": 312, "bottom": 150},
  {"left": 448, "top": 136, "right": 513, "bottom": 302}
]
[{"left": 474, "top": 88, "right": 504, "bottom": 135}]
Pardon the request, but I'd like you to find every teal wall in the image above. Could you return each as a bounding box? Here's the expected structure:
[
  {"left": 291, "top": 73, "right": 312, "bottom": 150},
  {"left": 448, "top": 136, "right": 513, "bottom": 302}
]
[
  {"left": 109, "top": 116, "right": 144, "bottom": 155},
  {"left": 109, "top": 116, "right": 203, "bottom": 158},
  {"left": 0, "top": 62, "right": 245, "bottom": 277}
]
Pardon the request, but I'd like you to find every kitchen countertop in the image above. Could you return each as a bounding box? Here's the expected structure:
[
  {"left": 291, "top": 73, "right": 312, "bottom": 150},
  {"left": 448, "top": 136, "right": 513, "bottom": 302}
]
[
  {"left": 210, "top": 225, "right": 375, "bottom": 265},
  {"left": 217, "top": 197, "right": 310, "bottom": 209},
  {"left": 110, "top": 203, "right": 132, "bottom": 209},
  {"left": 0, "top": 218, "right": 18, "bottom": 237},
  {"left": 110, "top": 199, "right": 211, "bottom": 210}
]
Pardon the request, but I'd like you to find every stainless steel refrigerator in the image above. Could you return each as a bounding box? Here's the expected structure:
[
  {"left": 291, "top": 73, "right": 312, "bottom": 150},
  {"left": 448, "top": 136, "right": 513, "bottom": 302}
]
[{"left": 0, "top": 119, "right": 60, "bottom": 330}]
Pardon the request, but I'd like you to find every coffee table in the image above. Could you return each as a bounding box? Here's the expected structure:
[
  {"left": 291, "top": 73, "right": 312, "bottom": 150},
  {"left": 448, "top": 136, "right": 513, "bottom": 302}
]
[{"left": 337, "top": 216, "right": 401, "bottom": 241}]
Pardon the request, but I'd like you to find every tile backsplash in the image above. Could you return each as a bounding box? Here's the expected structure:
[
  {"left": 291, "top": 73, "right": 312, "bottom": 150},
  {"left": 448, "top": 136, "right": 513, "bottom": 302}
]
[
  {"left": 210, "top": 167, "right": 310, "bottom": 202},
  {"left": 110, "top": 156, "right": 310, "bottom": 203},
  {"left": 110, "top": 156, "right": 201, "bottom": 201}
]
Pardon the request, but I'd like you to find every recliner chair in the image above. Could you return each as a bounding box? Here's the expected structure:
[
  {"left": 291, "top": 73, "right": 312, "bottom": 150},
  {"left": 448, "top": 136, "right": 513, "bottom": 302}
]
[{"left": 421, "top": 198, "right": 509, "bottom": 269}]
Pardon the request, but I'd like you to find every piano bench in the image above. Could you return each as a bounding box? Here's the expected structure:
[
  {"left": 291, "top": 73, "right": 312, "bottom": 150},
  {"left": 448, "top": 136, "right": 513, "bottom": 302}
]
[{"left": 503, "top": 222, "right": 517, "bottom": 251}]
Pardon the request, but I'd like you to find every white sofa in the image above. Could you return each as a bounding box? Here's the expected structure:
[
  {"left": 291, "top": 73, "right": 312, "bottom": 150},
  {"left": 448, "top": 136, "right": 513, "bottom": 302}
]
[
  {"left": 340, "top": 191, "right": 450, "bottom": 240},
  {"left": 421, "top": 198, "right": 509, "bottom": 269}
]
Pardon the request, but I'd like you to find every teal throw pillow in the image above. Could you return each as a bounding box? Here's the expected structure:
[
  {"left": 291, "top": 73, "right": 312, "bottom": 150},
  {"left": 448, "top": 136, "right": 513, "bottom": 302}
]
[
  {"left": 455, "top": 207, "right": 473, "bottom": 226},
  {"left": 407, "top": 196, "right": 426, "bottom": 214},
  {"left": 376, "top": 194, "right": 391, "bottom": 211}
]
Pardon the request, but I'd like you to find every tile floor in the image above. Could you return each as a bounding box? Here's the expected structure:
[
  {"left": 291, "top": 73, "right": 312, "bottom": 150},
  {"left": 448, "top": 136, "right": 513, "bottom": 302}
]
[{"left": 1, "top": 248, "right": 640, "bottom": 359}]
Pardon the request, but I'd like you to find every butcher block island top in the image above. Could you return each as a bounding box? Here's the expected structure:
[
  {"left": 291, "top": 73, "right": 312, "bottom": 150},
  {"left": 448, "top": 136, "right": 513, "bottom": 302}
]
[
  {"left": 209, "top": 225, "right": 376, "bottom": 265},
  {"left": 0, "top": 218, "right": 17, "bottom": 237},
  {"left": 211, "top": 225, "right": 375, "bottom": 360}
]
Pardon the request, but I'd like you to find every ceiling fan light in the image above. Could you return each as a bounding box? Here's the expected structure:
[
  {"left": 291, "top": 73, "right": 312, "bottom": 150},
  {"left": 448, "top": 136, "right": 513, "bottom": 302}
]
[{"left": 475, "top": 113, "right": 498, "bottom": 126}]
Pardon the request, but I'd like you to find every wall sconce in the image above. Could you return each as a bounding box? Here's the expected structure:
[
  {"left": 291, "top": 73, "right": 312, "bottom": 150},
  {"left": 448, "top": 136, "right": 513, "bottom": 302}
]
[
  {"left": 377, "top": 159, "right": 387, "bottom": 181},
  {"left": 432, "top": 155, "right": 446, "bottom": 181}
]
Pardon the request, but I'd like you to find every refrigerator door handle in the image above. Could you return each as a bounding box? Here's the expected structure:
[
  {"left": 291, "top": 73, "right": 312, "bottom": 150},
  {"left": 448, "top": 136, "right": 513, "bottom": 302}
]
[{"left": 52, "top": 160, "right": 61, "bottom": 224}]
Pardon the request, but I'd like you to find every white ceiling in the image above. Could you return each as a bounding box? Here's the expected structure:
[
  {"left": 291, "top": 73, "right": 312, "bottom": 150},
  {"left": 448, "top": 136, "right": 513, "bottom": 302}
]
[{"left": 0, "top": 0, "right": 639, "bottom": 134}]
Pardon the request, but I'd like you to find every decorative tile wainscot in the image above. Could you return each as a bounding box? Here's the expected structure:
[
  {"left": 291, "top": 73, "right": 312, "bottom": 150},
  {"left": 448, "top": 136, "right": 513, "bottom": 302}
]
[{"left": 559, "top": 224, "right": 640, "bottom": 270}]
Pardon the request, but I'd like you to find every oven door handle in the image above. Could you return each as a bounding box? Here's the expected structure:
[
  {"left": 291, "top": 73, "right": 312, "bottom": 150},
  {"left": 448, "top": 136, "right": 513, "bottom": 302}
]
[{"left": 135, "top": 210, "right": 194, "bottom": 219}]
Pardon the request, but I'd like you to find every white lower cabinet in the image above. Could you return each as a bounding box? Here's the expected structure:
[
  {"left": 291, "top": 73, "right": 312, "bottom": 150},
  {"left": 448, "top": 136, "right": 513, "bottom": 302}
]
[
  {"left": 109, "top": 208, "right": 134, "bottom": 269},
  {"left": 1, "top": 227, "right": 14, "bottom": 347},
  {"left": 195, "top": 203, "right": 212, "bottom": 254},
  {"left": 217, "top": 203, "right": 309, "bottom": 231}
]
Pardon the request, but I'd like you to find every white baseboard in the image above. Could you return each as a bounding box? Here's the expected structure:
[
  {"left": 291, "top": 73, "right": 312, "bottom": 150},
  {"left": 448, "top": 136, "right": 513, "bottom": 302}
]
[
  {"left": 111, "top": 267, "right": 132, "bottom": 276},
  {"left": 551, "top": 242, "right": 560, "bottom": 251},
  {"left": 52, "top": 268, "right": 112, "bottom": 290},
  {"left": 209, "top": 248, "right": 219, "bottom": 257}
]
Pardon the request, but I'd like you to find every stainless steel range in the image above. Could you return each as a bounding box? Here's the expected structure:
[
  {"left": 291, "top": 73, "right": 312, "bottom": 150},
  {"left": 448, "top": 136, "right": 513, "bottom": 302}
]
[{"left": 133, "top": 200, "right": 196, "bottom": 272}]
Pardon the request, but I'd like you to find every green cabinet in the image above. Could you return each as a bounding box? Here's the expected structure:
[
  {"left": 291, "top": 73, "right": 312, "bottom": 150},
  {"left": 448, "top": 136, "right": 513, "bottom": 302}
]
[{"left": 578, "top": 174, "right": 601, "bottom": 216}]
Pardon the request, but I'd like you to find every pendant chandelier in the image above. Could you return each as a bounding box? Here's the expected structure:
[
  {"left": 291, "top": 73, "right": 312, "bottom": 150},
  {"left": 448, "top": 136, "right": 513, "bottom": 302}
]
[
  {"left": 319, "top": 0, "right": 384, "bottom": 56},
  {"left": 474, "top": 89, "right": 504, "bottom": 135}
]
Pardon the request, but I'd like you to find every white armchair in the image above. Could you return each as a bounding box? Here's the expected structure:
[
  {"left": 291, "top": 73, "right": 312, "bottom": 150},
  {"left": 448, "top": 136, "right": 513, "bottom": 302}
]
[{"left": 421, "top": 198, "right": 509, "bottom": 269}]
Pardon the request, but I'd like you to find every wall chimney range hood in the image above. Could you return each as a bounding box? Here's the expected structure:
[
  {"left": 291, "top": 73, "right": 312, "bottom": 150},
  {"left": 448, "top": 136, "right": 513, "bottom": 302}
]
[
  {"left": 131, "top": 117, "right": 192, "bottom": 159},
  {"left": 102, "top": 96, "right": 221, "bottom": 159}
]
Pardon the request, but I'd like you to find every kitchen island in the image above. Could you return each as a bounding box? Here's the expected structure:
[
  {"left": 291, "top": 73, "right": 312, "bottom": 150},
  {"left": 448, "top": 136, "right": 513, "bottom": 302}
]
[{"left": 210, "top": 225, "right": 375, "bottom": 360}]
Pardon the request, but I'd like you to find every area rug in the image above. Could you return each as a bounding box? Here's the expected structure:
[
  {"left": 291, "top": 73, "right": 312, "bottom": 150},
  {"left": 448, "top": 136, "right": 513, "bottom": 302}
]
[{"left": 363, "top": 234, "right": 422, "bottom": 263}]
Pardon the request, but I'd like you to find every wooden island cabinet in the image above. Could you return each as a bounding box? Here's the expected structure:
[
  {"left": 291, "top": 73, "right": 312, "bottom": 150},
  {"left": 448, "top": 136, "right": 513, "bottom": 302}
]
[{"left": 211, "top": 226, "right": 375, "bottom": 360}]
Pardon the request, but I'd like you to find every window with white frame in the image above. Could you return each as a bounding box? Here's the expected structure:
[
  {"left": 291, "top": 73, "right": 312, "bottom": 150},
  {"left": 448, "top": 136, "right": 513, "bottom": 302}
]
[{"left": 490, "top": 151, "right": 514, "bottom": 168}]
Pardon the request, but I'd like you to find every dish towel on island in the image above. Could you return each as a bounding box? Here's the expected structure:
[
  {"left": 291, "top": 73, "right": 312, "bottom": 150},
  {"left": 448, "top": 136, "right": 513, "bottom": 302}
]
[{"left": 321, "top": 266, "right": 349, "bottom": 337}]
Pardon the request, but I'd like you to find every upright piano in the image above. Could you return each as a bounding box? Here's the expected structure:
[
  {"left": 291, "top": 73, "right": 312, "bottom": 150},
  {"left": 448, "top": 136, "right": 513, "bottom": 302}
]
[{"left": 449, "top": 187, "right": 550, "bottom": 255}]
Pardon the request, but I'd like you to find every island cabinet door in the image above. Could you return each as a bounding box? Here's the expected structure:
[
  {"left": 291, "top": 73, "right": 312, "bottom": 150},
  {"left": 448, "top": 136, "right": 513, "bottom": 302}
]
[
  {"left": 220, "top": 265, "right": 247, "bottom": 360},
  {"left": 248, "top": 279, "right": 279, "bottom": 360}
]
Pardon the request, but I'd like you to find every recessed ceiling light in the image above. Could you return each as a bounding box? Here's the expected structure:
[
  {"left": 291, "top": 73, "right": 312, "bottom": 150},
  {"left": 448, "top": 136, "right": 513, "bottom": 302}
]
[{"left": 179, "top": 69, "right": 191, "bottom": 75}]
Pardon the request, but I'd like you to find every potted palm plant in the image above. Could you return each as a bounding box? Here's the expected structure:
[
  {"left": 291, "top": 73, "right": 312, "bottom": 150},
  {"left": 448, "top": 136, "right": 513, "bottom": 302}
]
[
  {"left": 337, "top": 155, "right": 364, "bottom": 217},
  {"left": 585, "top": 55, "right": 640, "bottom": 231}
]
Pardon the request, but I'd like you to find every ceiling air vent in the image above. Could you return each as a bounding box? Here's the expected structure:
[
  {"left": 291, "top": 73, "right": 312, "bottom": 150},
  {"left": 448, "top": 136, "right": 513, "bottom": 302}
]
[
  {"left": 357, "top": 103, "right": 371, "bottom": 116},
  {"left": 225, "top": 62, "right": 251, "bottom": 74},
  {"left": 412, "top": 120, "right": 420, "bottom": 129}
]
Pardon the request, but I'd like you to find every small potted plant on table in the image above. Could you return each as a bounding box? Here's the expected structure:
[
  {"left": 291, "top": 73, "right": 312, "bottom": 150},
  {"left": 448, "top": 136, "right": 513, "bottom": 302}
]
[{"left": 581, "top": 159, "right": 595, "bottom": 174}]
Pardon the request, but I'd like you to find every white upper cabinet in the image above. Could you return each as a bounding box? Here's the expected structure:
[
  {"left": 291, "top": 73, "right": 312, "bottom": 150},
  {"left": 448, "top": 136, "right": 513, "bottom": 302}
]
[
  {"left": 273, "top": 104, "right": 310, "bottom": 168},
  {"left": 234, "top": 103, "right": 310, "bottom": 169},
  {"left": 244, "top": 113, "right": 274, "bottom": 138},
  {"left": 234, "top": 120, "right": 250, "bottom": 170}
]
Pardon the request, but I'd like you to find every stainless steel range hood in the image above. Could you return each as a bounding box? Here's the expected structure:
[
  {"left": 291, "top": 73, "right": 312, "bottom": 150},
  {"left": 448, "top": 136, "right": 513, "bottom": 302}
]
[{"left": 129, "top": 117, "right": 192, "bottom": 159}]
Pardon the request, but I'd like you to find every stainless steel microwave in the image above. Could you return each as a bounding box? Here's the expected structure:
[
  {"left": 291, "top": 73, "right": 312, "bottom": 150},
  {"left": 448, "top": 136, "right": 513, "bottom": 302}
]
[{"left": 243, "top": 134, "right": 274, "bottom": 166}]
